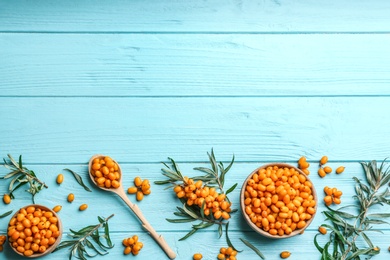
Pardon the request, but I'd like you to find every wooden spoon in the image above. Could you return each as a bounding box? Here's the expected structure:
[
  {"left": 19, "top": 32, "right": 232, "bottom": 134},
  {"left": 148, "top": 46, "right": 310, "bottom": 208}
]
[{"left": 88, "top": 154, "right": 176, "bottom": 259}]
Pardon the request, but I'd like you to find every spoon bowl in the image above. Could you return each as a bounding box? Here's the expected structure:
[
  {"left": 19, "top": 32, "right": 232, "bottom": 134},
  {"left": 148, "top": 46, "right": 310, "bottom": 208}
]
[{"left": 88, "top": 154, "right": 176, "bottom": 259}]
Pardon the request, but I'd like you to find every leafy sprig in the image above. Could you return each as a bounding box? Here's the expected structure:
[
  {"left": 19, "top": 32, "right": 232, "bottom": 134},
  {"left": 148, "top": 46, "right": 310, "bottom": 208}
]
[
  {"left": 54, "top": 214, "right": 114, "bottom": 260},
  {"left": 155, "top": 149, "right": 237, "bottom": 241},
  {"left": 1, "top": 154, "right": 47, "bottom": 203},
  {"left": 315, "top": 159, "right": 390, "bottom": 260}
]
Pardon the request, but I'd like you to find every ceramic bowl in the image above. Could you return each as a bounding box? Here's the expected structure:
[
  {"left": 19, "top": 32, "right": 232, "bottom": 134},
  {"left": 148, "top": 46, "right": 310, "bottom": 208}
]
[
  {"left": 240, "top": 163, "right": 317, "bottom": 239},
  {"left": 8, "top": 204, "right": 62, "bottom": 257}
]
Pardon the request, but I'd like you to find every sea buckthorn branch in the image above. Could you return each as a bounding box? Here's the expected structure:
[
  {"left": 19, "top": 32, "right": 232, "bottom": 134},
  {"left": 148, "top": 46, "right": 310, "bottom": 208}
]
[
  {"left": 54, "top": 214, "right": 114, "bottom": 260},
  {"left": 155, "top": 150, "right": 237, "bottom": 241},
  {"left": 314, "top": 160, "right": 390, "bottom": 260},
  {"left": 1, "top": 154, "right": 48, "bottom": 203}
]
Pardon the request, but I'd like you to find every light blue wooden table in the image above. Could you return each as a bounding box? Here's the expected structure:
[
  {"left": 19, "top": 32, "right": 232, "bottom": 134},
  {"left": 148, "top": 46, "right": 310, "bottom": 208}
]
[{"left": 1, "top": 1, "right": 390, "bottom": 259}]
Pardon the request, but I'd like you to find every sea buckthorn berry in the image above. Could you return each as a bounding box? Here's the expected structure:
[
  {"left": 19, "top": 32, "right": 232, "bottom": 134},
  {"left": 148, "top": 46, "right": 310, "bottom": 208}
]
[
  {"left": 79, "top": 204, "right": 88, "bottom": 211},
  {"left": 280, "top": 251, "right": 291, "bottom": 258},
  {"left": 320, "top": 156, "right": 328, "bottom": 165},
  {"left": 193, "top": 253, "right": 203, "bottom": 260},
  {"left": 56, "top": 174, "right": 64, "bottom": 184},
  {"left": 67, "top": 193, "right": 74, "bottom": 203},
  {"left": 318, "top": 168, "right": 326, "bottom": 178},
  {"left": 336, "top": 166, "right": 345, "bottom": 174},
  {"left": 318, "top": 226, "right": 327, "bottom": 234},
  {"left": 323, "top": 166, "right": 332, "bottom": 174},
  {"left": 136, "top": 191, "right": 144, "bottom": 201},
  {"left": 3, "top": 194, "right": 11, "bottom": 204},
  {"left": 124, "top": 246, "right": 131, "bottom": 255},
  {"left": 127, "top": 187, "right": 138, "bottom": 194},
  {"left": 134, "top": 177, "right": 142, "bottom": 187}
]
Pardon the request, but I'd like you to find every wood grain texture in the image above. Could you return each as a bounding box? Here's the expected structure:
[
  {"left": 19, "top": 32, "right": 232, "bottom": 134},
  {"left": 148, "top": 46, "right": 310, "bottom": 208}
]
[
  {"left": 1, "top": 0, "right": 390, "bottom": 32},
  {"left": 1, "top": 97, "right": 390, "bottom": 164},
  {"left": 1, "top": 0, "right": 390, "bottom": 259},
  {"left": 1, "top": 34, "right": 390, "bottom": 97}
]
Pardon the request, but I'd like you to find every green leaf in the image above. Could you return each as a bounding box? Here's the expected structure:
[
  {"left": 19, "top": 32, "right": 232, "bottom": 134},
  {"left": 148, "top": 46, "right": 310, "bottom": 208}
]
[
  {"left": 367, "top": 213, "right": 390, "bottom": 218},
  {"left": 192, "top": 222, "right": 213, "bottom": 229},
  {"left": 226, "top": 183, "right": 237, "bottom": 195},
  {"left": 314, "top": 234, "right": 324, "bottom": 253},
  {"left": 182, "top": 204, "right": 199, "bottom": 219},
  {"left": 104, "top": 220, "right": 113, "bottom": 248},
  {"left": 208, "top": 149, "right": 218, "bottom": 174},
  {"left": 193, "top": 167, "right": 215, "bottom": 176},
  {"left": 154, "top": 180, "right": 173, "bottom": 185},
  {"left": 361, "top": 232, "right": 373, "bottom": 248},
  {"left": 226, "top": 222, "right": 240, "bottom": 252},
  {"left": 179, "top": 228, "right": 197, "bottom": 241},
  {"left": 365, "top": 219, "right": 390, "bottom": 225},
  {"left": 64, "top": 169, "right": 92, "bottom": 192},
  {"left": 54, "top": 240, "right": 77, "bottom": 252},
  {"left": 240, "top": 238, "right": 265, "bottom": 259},
  {"left": 166, "top": 218, "right": 195, "bottom": 223},
  {"left": 18, "top": 155, "right": 23, "bottom": 169},
  {"left": 218, "top": 224, "right": 223, "bottom": 238},
  {"left": 0, "top": 210, "right": 13, "bottom": 218}
]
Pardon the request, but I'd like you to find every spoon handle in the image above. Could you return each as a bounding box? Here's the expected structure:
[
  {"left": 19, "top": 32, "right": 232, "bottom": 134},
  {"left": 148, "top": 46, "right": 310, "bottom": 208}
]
[{"left": 117, "top": 190, "right": 176, "bottom": 259}]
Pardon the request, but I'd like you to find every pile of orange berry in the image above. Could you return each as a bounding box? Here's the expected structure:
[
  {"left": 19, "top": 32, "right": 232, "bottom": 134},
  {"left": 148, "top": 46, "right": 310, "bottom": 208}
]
[
  {"left": 0, "top": 235, "right": 6, "bottom": 252},
  {"left": 127, "top": 177, "right": 151, "bottom": 201},
  {"left": 217, "top": 247, "right": 238, "bottom": 260},
  {"left": 7, "top": 206, "right": 60, "bottom": 256},
  {"left": 243, "top": 165, "right": 316, "bottom": 236},
  {"left": 323, "top": 186, "right": 342, "bottom": 205},
  {"left": 298, "top": 156, "right": 310, "bottom": 175},
  {"left": 122, "top": 235, "right": 143, "bottom": 256},
  {"left": 173, "top": 177, "right": 232, "bottom": 220},
  {"left": 90, "top": 156, "right": 120, "bottom": 189}
]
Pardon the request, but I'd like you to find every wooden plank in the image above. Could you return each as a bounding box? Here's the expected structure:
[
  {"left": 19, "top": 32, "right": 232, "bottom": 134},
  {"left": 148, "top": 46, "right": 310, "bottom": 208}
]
[
  {"left": 1, "top": 0, "right": 390, "bottom": 32},
  {"left": 1, "top": 163, "right": 389, "bottom": 259},
  {"left": 0, "top": 96, "right": 389, "bottom": 163},
  {"left": 1, "top": 34, "right": 390, "bottom": 97}
]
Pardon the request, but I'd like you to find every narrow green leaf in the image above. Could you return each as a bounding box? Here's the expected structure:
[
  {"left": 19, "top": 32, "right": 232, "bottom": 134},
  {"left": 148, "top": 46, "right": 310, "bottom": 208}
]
[
  {"left": 314, "top": 234, "right": 324, "bottom": 253},
  {"left": 179, "top": 228, "right": 197, "bottom": 241},
  {"left": 0, "top": 210, "right": 13, "bottom": 218},
  {"left": 192, "top": 222, "right": 213, "bottom": 229},
  {"left": 226, "top": 222, "right": 241, "bottom": 252},
  {"left": 104, "top": 220, "right": 113, "bottom": 248},
  {"left": 18, "top": 155, "right": 23, "bottom": 169},
  {"left": 64, "top": 169, "right": 92, "bottom": 192},
  {"left": 54, "top": 240, "right": 77, "bottom": 252},
  {"left": 166, "top": 218, "right": 195, "bottom": 223},
  {"left": 218, "top": 224, "right": 223, "bottom": 238},
  {"left": 361, "top": 232, "right": 373, "bottom": 248},
  {"left": 226, "top": 183, "right": 237, "bottom": 195},
  {"left": 365, "top": 219, "right": 390, "bottom": 225},
  {"left": 193, "top": 167, "right": 215, "bottom": 176},
  {"left": 154, "top": 180, "right": 173, "bottom": 185},
  {"left": 367, "top": 213, "right": 390, "bottom": 218},
  {"left": 183, "top": 204, "right": 199, "bottom": 219},
  {"left": 240, "top": 238, "right": 265, "bottom": 259}
]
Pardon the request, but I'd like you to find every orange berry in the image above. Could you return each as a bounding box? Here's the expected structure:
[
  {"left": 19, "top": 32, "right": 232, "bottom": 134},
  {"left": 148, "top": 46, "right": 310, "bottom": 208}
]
[
  {"left": 318, "top": 226, "right": 327, "bottom": 234},
  {"left": 56, "top": 174, "right": 64, "bottom": 184},
  {"left": 336, "top": 166, "right": 345, "bottom": 174},
  {"left": 3, "top": 194, "right": 11, "bottom": 204},
  {"left": 323, "top": 166, "right": 332, "bottom": 174}
]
